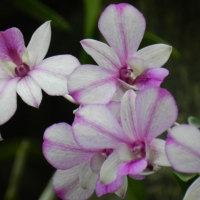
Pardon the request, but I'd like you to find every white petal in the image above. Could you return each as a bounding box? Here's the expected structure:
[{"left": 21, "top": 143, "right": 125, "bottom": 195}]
[
  {"left": 73, "top": 105, "right": 130, "bottom": 150},
  {"left": 17, "top": 76, "right": 42, "bottom": 108},
  {"left": 81, "top": 39, "right": 121, "bottom": 71},
  {"left": 29, "top": 55, "right": 80, "bottom": 95},
  {"left": 115, "top": 176, "right": 128, "bottom": 198},
  {"left": 27, "top": 21, "right": 51, "bottom": 67},
  {"left": 53, "top": 165, "right": 94, "bottom": 200},
  {"left": 166, "top": 124, "right": 200, "bottom": 173},
  {"left": 183, "top": 177, "right": 200, "bottom": 200},
  {"left": 134, "top": 44, "right": 172, "bottom": 68},
  {"left": 150, "top": 138, "right": 170, "bottom": 166},
  {"left": 43, "top": 123, "right": 95, "bottom": 170},
  {"left": 0, "top": 78, "right": 19, "bottom": 125},
  {"left": 79, "top": 161, "right": 98, "bottom": 190},
  {"left": 98, "top": 3, "right": 145, "bottom": 66},
  {"left": 68, "top": 65, "right": 118, "bottom": 104},
  {"left": 135, "top": 87, "right": 178, "bottom": 141},
  {"left": 90, "top": 153, "right": 105, "bottom": 173}
]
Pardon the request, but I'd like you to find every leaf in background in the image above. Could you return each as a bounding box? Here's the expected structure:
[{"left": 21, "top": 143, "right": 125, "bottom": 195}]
[
  {"left": 188, "top": 116, "right": 200, "bottom": 128},
  {"left": 126, "top": 177, "right": 147, "bottom": 200},
  {"left": 173, "top": 171, "right": 197, "bottom": 182},
  {"left": 10, "top": 0, "right": 70, "bottom": 32},
  {"left": 140, "top": 32, "right": 181, "bottom": 59}
]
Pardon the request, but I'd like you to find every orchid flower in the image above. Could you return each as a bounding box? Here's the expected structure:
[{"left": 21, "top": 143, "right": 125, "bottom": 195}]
[
  {"left": 166, "top": 124, "right": 200, "bottom": 200},
  {"left": 0, "top": 22, "right": 80, "bottom": 125},
  {"left": 68, "top": 3, "right": 172, "bottom": 104},
  {"left": 73, "top": 87, "right": 177, "bottom": 187},
  {"left": 43, "top": 122, "right": 127, "bottom": 200}
]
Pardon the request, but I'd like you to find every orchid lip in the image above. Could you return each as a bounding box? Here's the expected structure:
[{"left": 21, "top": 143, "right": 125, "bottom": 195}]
[
  {"left": 119, "top": 67, "right": 135, "bottom": 85},
  {"left": 15, "top": 63, "right": 30, "bottom": 77}
]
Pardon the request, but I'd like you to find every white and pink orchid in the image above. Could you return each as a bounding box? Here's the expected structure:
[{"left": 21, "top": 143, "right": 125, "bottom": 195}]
[
  {"left": 0, "top": 21, "right": 80, "bottom": 125},
  {"left": 68, "top": 3, "right": 172, "bottom": 104},
  {"left": 166, "top": 124, "right": 200, "bottom": 200},
  {"left": 73, "top": 87, "right": 177, "bottom": 190}
]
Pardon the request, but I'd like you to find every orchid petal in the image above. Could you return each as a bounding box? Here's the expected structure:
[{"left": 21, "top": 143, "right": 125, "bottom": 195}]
[
  {"left": 98, "top": 3, "right": 145, "bottom": 66},
  {"left": 118, "top": 143, "right": 135, "bottom": 162},
  {"left": 166, "top": 125, "right": 200, "bottom": 173},
  {"left": 90, "top": 153, "right": 105, "bottom": 173},
  {"left": 16, "top": 76, "right": 42, "bottom": 108},
  {"left": 43, "top": 123, "right": 95, "bottom": 170},
  {"left": 106, "top": 101, "right": 121, "bottom": 123},
  {"left": 53, "top": 165, "right": 94, "bottom": 200},
  {"left": 68, "top": 65, "right": 118, "bottom": 104},
  {"left": 0, "top": 78, "right": 19, "bottom": 125},
  {"left": 81, "top": 39, "right": 121, "bottom": 71},
  {"left": 29, "top": 55, "right": 80, "bottom": 95},
  {"left": 0, "top": 28, "right": 25, "bottom": 63},
  {"left": 0, "top": 60, "right": 13, "bottom": 78},
  {"left": 135, "top": 87, "right": 177, "bottom": 141},
  {"left": 111, "top": 82, "right": 127, "bottom": 101},
  {"left": 129, "top": 174, "right": 145, "bottom": 180},
  {"left": 121, "top": 89, "right": 137, "bottom": 140},
  {"left": 150, "top": 138, "right": 170, "bottom": 166},
  {"left": 133, "top": 68, "right": 169, "bottom": 90},
  {"left": 134, "top": 44, "right": 172, "bottom": 68},
  {"left": 73, "top": 105, "right": 130, "bottom": 150},
  {"left": 115, "top": 176, "right": 128, "bottom": 198},
  {"left": 79, "top": 161, "right": 98, "bottom": 190},
  {"left": 183, "top": 177, "right": 200, "bottom": 200},
  {"left": 27, "top": 21, "right": 51, "bottom": 67}
]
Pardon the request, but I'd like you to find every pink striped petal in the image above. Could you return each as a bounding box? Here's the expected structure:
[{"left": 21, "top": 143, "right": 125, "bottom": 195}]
[
  {"left": 16, "top": 76, "right": 42, "bottom": 108},
  {"left": 29, "top": 55, "right": 80, "bottom": 95},
  {"left": 27, "top": 21, "right": 51, "bottom": 67},
  {"left": 98, "top": 3, "right": 145, "bottom": 66},
  {"left": 166, "top": 125, "right": 200, "bottom": 173},
  {"left": 134, "top": 44, "right": 172, "bottom": 68},
  {"left": 150, "top": 138, "right": 170, "bottom": 166},
  {"left": 183, "top": 177, "right": 200, "bottom": 200},
  {"left": 43, "top": 123, "right": 95, "bottom": 170},
  {"left": 53, "top": 165, "right": 94, "bottom": 200},
  {"left": 121, "top": 89, "right": 137, "bottom": 140},
  {"left": 73, "top": 105, "right": 130, "bottom": 150},
  {"left": 81, "top": 39, "right": 121, "bottom": 71},
  {"left": 133, "top": 68, "right": 169, "bottom": 90},
  {"left": 0, "top": 28, "right": 25, "bottom": 64},
  {"left": 0, "top": 78, "right": 19, "bottom": 125},
  {"left": 68, "top": 65, "right": 118, "bottom": 104},
  {"left": 135, "top": 87, "right": 178, "bottom": 141}
]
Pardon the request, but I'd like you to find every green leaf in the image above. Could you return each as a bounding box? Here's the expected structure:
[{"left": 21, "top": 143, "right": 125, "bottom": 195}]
[
  {"left": 140, "top": 32, "right": 181, "bottom": 59},
  {"left": 188, "top": 116, "right": 200, "bottom": 128},
  {"left": 126, "top": 177, "right": 147, "bottom": 200},
  {"left": 10, "top": 0, "right": 70, "bottom": 32},
  {"left": 173, "top": 171, "right": 197, "bottom": 182}
]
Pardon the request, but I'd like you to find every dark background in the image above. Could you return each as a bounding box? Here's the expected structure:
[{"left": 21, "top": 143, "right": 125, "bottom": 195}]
[{"left": 0, "top": 0, "right": 199, "bottom": 199}]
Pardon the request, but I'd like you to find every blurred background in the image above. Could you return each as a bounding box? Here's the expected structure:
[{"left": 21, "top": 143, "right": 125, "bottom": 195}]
[{"left": 0, "top": 0, "right": 200, "bottom": 199}]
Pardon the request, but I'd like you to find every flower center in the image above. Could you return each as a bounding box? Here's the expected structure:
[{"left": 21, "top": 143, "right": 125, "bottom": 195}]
[
  {"left": 15, "top": 63, "right": 30, "bottom": 77},
  {"left": 131, "top": 141, "right": 145, "bottom": 158},
  {"left": 119, "top": 68, "right": 135, "bottom": 85}
]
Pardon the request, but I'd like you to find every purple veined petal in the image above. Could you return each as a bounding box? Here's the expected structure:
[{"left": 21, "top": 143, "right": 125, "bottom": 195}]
[
  {"left": 79, "top": 161, "right": 98, "bottom": 190},
  {"left": 115, "top": 176, "right": 128, "bottom": 198},
  {"left": 27, "top": 21, "right": 51, "bottom": 67},
  {"left": 133, "top": 68, "right": 169, "bottom": 90},
  {"left": 183, "top": 177, "right": 200, "bottom": 200},
  {"left": 68, "top": 64, "right": 118, "bottom": 104},
  {"left": 90, "top": 153, "right": 105, "bottom": 173},
  {"left": 111, "top": 81, "right": 127, "bottom": 101},
  {"left": 98, "top": 3, "right": 146, "bottom": 66},
  {"left": 121, "top": 89, "right": 138, "bottom": 140},
  {"left": 135, "top": 87, "right": 178, "bottom": 142},
  {"left": 0, "top": 77, "right": 19, "bottom": 125},
  {"left": 0, "top": 27, "right": 25, "bottom": 64},
  {"left": 106, "top": 101, "right": 121, "bottom": 123},
  {"left": 81, "top": 39, "right": 121, "bottom": 71},
  {"left": 100, "top": 150, "right": 122, "bottom": 185},
  {"left": 73, "top": 104, "right": 131, "bottom": 150},
  {"left": 95, "top": 175, "right": 124, "bottom": 197},
  {"left": 150, "top": 138, "right": 170, "bottom": 166},
  {"left": 134, "top": 44, "right": 172, "bottom": 68},
  {"left": 166, "top": 124, "right": 200, "bottom": 173},
  {"left": 29, "top": 55, "right": 80, "bottom": 95},
  {"left": 16, "top": 76, "right": 42, "bottom": 108},
  {"left": 53, "top": 164, "right": 94, "bottom": 200},
  {"left": 129, "top": 174, "right": 145, "bottom": 180},
  {"left": 43, "top": 123, "right": 96, "bottom": 170}
]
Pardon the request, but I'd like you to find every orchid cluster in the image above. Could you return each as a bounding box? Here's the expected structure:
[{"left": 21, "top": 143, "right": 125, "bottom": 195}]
[{"left": 0, "top": 2, "right": 199, "bottom": 200}]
